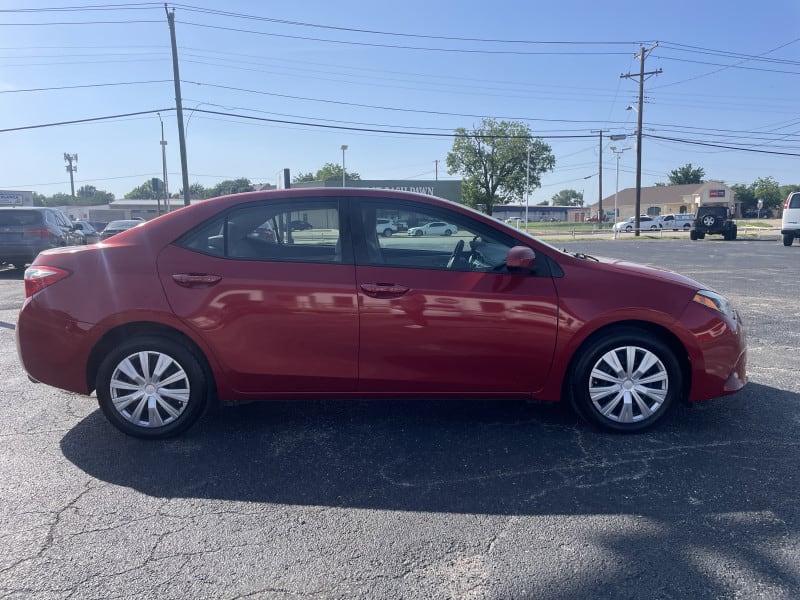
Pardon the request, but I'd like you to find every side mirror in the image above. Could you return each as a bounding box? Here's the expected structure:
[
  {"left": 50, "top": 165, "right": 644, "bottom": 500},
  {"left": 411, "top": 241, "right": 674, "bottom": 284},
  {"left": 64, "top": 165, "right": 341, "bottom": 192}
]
[{"left": 506, "top": 246, "right": 536, "bottom": 272}]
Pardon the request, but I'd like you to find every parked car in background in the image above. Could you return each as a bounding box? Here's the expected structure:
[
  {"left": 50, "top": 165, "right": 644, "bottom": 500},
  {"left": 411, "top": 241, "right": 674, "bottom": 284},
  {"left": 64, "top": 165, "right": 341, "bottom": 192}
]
[
  {"left": 742, "top": 208, "right": 774, "bottom": 219},
  {"left": 289, "top": 220, "right": 313, "bottom": 231},
  {"left": 660, "top": 213, "right": 695, "bottom": 231},
  {"left": 100, "top": 219, "right": 144, "bottom": 241},
  {"left": 17, "top": 188, "right": 747, "bottom": 439},
  {"left": 690, "top": 206, "right": 737, "bottom": 241},
  {"left": 781, "top": 191, "right": 800, "bottom": 246},
  {"left": 0, "top": 207, "right": 82, "bottom": 269},
  {"left": 407, "top": 221, "right": 458, "bottom": 236},
  {"left": 613, "top": 216, "right": 659, "bottom": 232},
  {"left": 71, "top": 220, "right": 100, "bottom": 244},
  {"left": 376, "top": 218, "right": 398, "bottom": 237}
]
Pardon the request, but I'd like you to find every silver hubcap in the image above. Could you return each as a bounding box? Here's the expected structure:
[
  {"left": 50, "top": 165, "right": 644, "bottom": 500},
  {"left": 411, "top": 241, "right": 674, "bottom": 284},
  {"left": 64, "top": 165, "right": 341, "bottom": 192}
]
[
  {"left": 588, "top": 346, "right": 669, "bottom": 424},
  {"left": 109, "top": 351, "right": 190, "bottom": 428}
]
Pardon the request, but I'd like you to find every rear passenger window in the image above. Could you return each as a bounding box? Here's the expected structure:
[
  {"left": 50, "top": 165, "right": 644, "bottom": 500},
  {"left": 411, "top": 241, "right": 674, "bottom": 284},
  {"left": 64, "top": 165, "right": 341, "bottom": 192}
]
[
  {"left": 178, "top": 198, "right": 343, "bottom": 264},
  {"left": 790, "top": 194, "right": 800, "bottom": 209}
]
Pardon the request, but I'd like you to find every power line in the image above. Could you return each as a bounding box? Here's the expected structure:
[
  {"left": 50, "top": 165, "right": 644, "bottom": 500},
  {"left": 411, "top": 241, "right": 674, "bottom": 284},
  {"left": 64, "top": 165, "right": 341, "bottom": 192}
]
[
  {"left": 0, "top": 108, "right": 174, "bottom": 133},
  {"left": 177, "top": 20, "right": 634, "bottom": 56},
  {"left": 0, "top": 80, "right": 171, "bottom": 94},
  {"left": 643, "top": 133, "right": 800, "bottom": 157}
]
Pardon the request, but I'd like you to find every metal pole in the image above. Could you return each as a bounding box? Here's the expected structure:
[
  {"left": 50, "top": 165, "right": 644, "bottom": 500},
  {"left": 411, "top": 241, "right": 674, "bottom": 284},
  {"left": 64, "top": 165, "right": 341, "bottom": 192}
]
[
  {"left": 614, "top": 153, "right": 620, "bottom": 240},
  {"left": 340, "top": 144, "right": 348, "bottom": 187},
  {"left": 525, "top": 146, "right": 530, "bottom": 228}
]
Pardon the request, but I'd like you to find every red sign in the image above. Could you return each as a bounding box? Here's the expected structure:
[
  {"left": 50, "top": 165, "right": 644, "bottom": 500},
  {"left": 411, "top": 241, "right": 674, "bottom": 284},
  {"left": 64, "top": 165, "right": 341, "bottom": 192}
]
[{"left": 709, "top": 189, "right": 726, "bottom": 198}]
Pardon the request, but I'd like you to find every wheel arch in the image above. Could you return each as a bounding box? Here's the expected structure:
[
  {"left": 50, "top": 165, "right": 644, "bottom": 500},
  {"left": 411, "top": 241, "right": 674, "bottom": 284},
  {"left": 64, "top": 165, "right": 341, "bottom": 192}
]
[
  {"left": 560, "top": 320, "right": 692, "bottom": 405},
  {"left": 86, "top": 321, "right": 218, "bottom": 403}
]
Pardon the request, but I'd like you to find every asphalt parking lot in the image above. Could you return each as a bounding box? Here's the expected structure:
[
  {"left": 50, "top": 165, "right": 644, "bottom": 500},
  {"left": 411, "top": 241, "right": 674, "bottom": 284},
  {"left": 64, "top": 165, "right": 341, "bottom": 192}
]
[{"left": 0, "top": 238, "right": 798, "bottom": 599}]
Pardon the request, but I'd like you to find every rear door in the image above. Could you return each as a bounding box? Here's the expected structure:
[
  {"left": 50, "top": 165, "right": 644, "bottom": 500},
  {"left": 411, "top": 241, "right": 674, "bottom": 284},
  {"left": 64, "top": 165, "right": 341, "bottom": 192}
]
[{"left": 158, "top": 196, "right": 359, "bottom": 395}]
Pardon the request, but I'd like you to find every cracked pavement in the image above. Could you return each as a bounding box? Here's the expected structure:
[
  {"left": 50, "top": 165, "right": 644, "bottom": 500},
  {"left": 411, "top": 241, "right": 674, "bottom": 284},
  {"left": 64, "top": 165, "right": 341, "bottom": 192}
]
[{"left": 0, "top": 239, "right": 798, "bottom": 599}]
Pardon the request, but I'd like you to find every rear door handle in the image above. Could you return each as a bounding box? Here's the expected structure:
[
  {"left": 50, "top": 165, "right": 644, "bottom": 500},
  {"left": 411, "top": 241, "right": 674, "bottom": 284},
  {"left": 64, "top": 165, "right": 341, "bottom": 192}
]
[
  {"left": 360, "top": 283, "right": 410, "bottom": 298},
  {"left": 172, "top": 273, "right": 222, "bottom": 288}
]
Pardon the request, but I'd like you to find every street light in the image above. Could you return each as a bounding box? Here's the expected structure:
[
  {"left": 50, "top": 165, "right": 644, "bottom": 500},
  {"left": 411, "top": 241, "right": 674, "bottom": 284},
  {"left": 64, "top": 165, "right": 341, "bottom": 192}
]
[
  {"left": 157, "top": 112, "right": 169, "bottom": 214},
  {"left": 626, "top": 103, "right": 644, "bottom": 236},
  {"left": 610, "top": 145, "right": 632, "bottom": 239},
  {"left": 525, "top": 146, "right": 531, "bottom": 228},
  {"left": 340, "top": 144, "right": 348, "bottom": 188}
]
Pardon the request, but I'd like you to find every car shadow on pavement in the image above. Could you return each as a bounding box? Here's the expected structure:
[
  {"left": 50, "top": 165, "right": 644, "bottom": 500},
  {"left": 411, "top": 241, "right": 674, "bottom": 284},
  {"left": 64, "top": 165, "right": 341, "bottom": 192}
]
[
  {"left": 59, "top": 383, "right": 800, "bottom": 596},
  {"left": 61, "top": 383, "right": 799, "bottom": 518}
]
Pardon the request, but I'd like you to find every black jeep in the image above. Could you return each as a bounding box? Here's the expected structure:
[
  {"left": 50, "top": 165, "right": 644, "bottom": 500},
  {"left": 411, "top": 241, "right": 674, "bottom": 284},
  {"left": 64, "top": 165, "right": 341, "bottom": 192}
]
[{"left": 690, "top": 206, "right": 737, "bottom": 241}]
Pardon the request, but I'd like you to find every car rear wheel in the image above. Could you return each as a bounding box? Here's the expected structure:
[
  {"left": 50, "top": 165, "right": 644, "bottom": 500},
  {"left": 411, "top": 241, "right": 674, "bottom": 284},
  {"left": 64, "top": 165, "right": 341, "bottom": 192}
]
[
  {"left": 690, "top": 230, "right": 698, "bottom": 240},
  {"left": 570, "top": 328, "right": 681, "bottom": 432},
  {"left": 96, "top": 336, "right": 208, "bottom": 439},
  {"left": 783, "top": 233, "right": 794, "bottom": 247}
]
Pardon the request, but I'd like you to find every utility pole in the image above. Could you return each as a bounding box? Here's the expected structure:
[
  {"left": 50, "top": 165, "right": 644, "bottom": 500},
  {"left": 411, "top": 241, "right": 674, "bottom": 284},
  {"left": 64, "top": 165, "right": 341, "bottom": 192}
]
[
  {"left": 165, "top": 6, "right": 191, "bottom": 206},
  {"left": 620, "top": 43, "right": 661, "bottom": 237},
  {"left": 590, "top": 130, "right": 606, "bottom": 224},
  {"left": 434, "top": 159, "right": 439, "bottom": 181},
  {"left": 63, "top": 153, "right": 78, "bottom": 199}
]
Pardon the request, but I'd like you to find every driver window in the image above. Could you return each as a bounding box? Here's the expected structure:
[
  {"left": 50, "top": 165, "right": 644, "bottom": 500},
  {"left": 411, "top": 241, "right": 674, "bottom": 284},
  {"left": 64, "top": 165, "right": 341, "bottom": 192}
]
[{"left": 358, "top": 200, "right": 516, "bottom": 272}]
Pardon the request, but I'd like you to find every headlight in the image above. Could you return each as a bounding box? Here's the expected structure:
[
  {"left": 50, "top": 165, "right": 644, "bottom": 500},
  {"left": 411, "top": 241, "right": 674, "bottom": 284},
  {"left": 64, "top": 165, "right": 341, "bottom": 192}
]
[{"left": 692, "top": 289, "right": 734, "bottom": 318}]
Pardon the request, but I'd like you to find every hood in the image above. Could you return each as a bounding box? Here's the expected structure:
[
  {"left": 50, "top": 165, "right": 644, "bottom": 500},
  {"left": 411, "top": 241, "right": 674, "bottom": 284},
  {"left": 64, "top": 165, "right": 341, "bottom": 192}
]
[{"left": 591, "top": 254, "right": 707, "bottom": 290}]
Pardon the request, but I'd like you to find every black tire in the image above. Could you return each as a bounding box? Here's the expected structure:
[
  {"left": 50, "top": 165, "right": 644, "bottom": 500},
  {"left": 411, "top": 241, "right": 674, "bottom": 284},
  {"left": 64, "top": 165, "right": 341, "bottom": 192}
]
[
  {"left": 625, "top": 225, "right": 633, "bottom": 232},
  {"left": 382, "top": 228, "right": 393, "bottom": 238},
  {"left": 414, "top": 230, "right": 423, "bottom": 237},
  {"left": 570, "top": 328, "right": 682, "bottom": 432},
  {"left": 690, "top": 230, "right": 698, "bottom": 241},
  {"left": 444, "top": 229, "right": 453, "bottom": 236},
  {"left": 783, "top": 233, "right": 795, "bottom": 247},
  {"left": 96, "top": 336, "right": 209, "bottom": 439}
]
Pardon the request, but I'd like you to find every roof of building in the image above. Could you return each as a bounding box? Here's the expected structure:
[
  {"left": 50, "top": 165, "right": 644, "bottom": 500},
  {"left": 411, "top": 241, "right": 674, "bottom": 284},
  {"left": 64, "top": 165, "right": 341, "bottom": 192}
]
[{"left": 591, "top": 181, "right": 731, "bottom": 210}]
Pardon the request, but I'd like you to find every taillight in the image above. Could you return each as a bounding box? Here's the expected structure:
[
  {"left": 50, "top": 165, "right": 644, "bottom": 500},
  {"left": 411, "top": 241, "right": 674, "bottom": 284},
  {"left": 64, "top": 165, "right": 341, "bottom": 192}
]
[
  {"left": 24, "top": 228, "right": 50, "bottom": 240},
  {"left": 24, "top": 266, "right": 71, "bottom": 298},
  {"left": 785, "top": 196, "right": 792, "bottom": 210}
]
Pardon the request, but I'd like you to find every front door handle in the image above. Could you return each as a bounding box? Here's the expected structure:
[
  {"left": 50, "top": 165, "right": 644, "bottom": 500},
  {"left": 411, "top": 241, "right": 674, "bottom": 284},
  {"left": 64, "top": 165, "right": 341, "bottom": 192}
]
[
  {"left": 360, "top": 283, "right": 410, "bottom": 298},
  {"left": 172, "top": 273, "right": 222, "bottom": 288}
]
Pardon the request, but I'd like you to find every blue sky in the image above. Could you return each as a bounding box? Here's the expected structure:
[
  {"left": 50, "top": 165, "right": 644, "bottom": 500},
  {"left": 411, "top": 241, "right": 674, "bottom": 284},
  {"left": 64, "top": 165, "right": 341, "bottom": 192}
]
[{"left": 2, "top": 1, "right": 800, "bottom": 205}]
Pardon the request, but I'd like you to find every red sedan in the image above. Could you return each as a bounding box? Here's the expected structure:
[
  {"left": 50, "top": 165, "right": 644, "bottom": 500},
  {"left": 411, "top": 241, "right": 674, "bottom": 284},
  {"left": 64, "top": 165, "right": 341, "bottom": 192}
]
[{"left": 16, "top": 189, "right": 747, "bottom": 438}]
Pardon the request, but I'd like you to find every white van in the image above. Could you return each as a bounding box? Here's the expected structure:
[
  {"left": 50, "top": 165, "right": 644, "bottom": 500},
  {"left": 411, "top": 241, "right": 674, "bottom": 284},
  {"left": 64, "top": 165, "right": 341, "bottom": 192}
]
[
  {"left": 781, "top": 192, "right": 800, "bottom": 246},
  {"left": 660, "top": 213, "right": 695, "bottom": 231}
]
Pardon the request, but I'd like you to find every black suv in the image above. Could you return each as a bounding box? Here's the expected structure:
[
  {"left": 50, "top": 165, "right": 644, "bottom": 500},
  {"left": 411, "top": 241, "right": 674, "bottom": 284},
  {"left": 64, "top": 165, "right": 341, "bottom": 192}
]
[
  {"left": 690, "top": 206, "right": 737, "bottom": 241},
  {"left": 0, "top": 207, "right": 83, "bottom": 269}
]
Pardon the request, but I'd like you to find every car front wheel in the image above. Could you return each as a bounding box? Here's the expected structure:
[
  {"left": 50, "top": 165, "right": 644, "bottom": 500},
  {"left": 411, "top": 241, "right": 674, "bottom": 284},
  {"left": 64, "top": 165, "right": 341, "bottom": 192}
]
[
  {"left": 570, "top": 328, "right": 681, "bottom": 432},
  {"left": 96, "top": 336, "right": 209, "bottom": 439}
]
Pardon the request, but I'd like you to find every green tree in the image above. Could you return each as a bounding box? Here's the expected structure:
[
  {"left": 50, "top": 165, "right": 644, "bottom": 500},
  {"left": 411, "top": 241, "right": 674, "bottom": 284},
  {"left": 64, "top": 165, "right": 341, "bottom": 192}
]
[
  {"left": 668, "top": 163, "right": 705, "bottom": 185},
  {"left": 176, "top": 183, "right": 208, "bottom": 199},
  {"left": 446, "top": 118, "right": 555, "bottom": 215},
  {"left": 76, "top": 185, "right": 114, "bottom": 205},
  {"left": 779, "top": 184, "right": 800, "bottom": 204},
  {"left": 551, "top": 189, "right": 584, "bottom": 207},
  {"left": 206, "top": 178, "right": 254, "bottom": 198},
  {"left": 42, "top": 192, "right": 73, "bottom": 206},
  {"left": 753, "top": 176, "right": 781, "bottom": 209},
  {"left": 293, "top": 163, "right": 362, "bottom": 183},
  {"left": 125, "top": 179, "right": 163, "bottom": 200},
  {"left": 731, "top": 183, "right": 756, "bottom": 212}
]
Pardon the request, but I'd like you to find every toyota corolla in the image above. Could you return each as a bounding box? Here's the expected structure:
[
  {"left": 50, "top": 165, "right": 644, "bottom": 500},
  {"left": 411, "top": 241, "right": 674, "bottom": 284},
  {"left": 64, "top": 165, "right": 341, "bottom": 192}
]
[{"left": 16, "top": 189, "right": 747, "bottom": 438}]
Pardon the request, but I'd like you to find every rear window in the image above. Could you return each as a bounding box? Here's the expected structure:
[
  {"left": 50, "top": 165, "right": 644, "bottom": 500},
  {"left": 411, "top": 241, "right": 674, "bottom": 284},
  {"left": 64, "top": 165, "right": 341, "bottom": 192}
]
[
  {"left": 0, "top": 210, "right": 43, "bottom": 227},
  {"left": 789, "top": 193, "right": 800, "bottom": 209}
]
